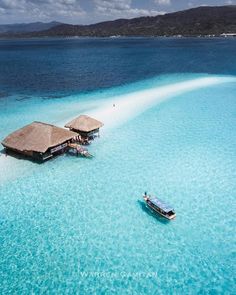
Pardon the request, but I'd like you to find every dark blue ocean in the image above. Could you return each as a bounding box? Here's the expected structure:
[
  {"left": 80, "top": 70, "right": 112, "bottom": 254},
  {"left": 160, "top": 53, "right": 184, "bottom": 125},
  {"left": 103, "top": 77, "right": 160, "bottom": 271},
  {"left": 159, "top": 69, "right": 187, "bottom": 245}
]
[
  {"left": 1, "top": 37, "right": 236, "bottom": 96},
  {"left": 0, "top": 37, "right": 236, "bottom": 294}
]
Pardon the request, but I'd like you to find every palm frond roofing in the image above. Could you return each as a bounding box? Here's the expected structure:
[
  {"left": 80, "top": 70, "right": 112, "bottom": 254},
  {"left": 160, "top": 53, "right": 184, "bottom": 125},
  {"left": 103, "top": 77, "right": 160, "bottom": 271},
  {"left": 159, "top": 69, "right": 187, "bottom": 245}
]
[
  {"left": 65, "top": 115, "right": 103, "bottom": 133},
  {"left": 2, "top": 121, "right": 77, "bottom": 153}
]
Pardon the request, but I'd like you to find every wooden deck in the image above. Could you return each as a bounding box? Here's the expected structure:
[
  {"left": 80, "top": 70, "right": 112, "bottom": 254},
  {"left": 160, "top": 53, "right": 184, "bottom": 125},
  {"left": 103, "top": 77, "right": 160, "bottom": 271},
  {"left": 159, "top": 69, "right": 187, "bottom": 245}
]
[{"left": 67, "top": 143, "right": 93, "bottom": 158}]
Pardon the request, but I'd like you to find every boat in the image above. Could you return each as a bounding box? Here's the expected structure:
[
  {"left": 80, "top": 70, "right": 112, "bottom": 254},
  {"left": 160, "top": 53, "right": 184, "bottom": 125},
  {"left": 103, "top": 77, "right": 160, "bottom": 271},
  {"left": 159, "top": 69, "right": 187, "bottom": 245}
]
[{"left": 143, "top": 193, "right": 176, "bottom": 220}]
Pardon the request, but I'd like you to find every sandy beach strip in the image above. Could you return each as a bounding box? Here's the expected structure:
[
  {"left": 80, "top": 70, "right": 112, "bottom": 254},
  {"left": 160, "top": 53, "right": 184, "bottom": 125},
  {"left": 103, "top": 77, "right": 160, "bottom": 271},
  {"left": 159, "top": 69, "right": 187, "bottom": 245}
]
[
  {"left": 58, "top": 76, "right": 236, "bottom": 132},
  {"left": 0, "top": 75, "right": 235, "bottom": 184}
]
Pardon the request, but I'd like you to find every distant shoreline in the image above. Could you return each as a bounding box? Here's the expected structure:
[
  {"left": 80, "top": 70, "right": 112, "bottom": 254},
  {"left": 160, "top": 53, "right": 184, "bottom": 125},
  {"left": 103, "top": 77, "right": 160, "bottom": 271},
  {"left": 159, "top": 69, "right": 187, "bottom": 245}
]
[
  {"left": 0, "top": 35, "right": 236, "bottom": 41},
  {"left": 0, "top": 6, "right": 235, "bottom": 40}
]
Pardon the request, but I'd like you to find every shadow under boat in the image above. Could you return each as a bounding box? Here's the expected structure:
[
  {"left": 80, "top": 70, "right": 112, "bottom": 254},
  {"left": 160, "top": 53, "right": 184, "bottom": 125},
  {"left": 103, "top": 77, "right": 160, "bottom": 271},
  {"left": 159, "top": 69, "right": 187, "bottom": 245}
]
[{"left": 137, "top": 200, "right": 170, "bottom": 224}]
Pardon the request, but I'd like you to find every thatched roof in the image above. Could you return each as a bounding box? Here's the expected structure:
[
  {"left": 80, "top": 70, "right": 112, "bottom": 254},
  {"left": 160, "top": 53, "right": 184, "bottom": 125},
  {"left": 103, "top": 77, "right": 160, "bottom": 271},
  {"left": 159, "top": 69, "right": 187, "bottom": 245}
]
[
  {"left": 2, "top": 121, "right": 77, "bottom": 153},
  {"left": 65, "top": 115, "right": 103, "bottom": 133}
]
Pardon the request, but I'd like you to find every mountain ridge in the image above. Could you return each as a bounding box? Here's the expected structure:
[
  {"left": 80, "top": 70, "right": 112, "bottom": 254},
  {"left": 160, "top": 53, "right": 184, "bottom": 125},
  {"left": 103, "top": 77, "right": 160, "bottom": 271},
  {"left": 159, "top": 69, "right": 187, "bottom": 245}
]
[
  {"left": 0, "top": 21, "right": 62, "bottom": 33},
  {"left": 1, "top": 6, "right": 236, "bottom": 38}
]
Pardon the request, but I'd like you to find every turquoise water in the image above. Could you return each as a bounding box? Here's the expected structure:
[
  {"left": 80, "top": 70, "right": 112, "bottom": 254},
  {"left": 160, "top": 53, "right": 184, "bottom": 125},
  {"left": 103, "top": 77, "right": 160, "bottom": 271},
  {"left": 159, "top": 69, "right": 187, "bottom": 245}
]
[{"left": 0, "top": 38, "right": 236, "bottom": 294}]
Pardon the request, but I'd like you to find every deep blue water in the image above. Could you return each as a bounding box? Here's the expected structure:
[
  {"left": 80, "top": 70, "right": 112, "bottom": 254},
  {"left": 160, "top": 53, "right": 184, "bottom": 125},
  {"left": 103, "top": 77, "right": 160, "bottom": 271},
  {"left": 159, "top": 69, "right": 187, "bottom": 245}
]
[
  {"left": 0, "top": 37, "right": 236, "bottom": 96},
  {"left": 0, "top": 38, "right": 236, "bottom": 294}
]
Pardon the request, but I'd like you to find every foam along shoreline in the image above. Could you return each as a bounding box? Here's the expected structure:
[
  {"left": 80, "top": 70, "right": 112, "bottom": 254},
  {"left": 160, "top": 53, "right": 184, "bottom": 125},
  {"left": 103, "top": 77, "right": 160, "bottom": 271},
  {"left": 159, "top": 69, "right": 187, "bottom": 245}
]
[{"left": 71, "top": 76, "right": 235, "bottom": 132}]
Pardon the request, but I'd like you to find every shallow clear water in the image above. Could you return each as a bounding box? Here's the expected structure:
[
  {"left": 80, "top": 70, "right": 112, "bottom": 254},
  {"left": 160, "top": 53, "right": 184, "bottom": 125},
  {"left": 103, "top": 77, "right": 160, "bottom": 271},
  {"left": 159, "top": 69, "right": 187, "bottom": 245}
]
[{"left": 0, "top": 38, "right": 236, "bottom": 294}]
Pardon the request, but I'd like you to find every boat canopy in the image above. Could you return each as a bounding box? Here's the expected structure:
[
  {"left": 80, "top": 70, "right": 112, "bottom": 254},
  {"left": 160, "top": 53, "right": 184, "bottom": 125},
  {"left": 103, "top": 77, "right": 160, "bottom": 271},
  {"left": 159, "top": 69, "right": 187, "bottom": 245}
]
[{"left": 149, "top": 197, "right": 174, "bottom": 213}]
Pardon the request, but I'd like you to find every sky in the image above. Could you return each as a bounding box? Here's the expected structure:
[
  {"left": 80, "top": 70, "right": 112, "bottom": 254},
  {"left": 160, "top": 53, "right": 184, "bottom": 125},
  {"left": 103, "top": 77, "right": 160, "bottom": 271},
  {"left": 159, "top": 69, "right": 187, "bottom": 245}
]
[{"left": 0, "top": 0, "right": 235, "bottom": 25}]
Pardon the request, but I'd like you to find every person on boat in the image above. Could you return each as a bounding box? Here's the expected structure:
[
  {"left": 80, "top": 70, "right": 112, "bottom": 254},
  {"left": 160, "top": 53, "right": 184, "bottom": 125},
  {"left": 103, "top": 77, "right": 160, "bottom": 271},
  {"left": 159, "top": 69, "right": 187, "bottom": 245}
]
[{"left": 143, "top": 192, "right": 149, "bottom": 200}]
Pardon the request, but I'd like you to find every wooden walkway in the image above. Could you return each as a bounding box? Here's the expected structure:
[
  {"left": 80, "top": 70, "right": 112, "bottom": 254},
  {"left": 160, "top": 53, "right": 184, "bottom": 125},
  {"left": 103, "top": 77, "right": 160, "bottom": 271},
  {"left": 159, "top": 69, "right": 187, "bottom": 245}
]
[{"left": 68, "top": 143, "right": 93, "bottom": 158}]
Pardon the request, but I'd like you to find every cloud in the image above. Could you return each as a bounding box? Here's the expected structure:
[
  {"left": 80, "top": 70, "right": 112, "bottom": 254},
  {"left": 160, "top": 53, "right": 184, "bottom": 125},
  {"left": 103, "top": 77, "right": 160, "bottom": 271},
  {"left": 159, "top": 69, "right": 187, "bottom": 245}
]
[
  {"left": 94, "top": 0, "right": 164, "bottom": 19},
  {"left": 0, "top": 0, "right": 24, "bottom": 9},
  {"left": 154, "top": 0, "right": 171, "bottom": 5},
  {"left": 0, "top": 0, "right": 166, "bottom": 24},
  {"left": 94, "top": 0, "right": 131, "bottom": 12},
  {"left": 0, "top": 0, "right": 86, "bottom": 22}
]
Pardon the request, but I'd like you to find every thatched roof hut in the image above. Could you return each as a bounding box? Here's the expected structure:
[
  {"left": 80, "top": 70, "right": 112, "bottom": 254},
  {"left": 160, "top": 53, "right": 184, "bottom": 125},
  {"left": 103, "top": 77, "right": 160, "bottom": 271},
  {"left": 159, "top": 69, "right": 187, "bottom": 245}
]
[
  {"left": 2, "top": 121, "right": 77, "bottom": 160},
  {"left": 65, "top": 115, "right": 103, "bottom": 136}
]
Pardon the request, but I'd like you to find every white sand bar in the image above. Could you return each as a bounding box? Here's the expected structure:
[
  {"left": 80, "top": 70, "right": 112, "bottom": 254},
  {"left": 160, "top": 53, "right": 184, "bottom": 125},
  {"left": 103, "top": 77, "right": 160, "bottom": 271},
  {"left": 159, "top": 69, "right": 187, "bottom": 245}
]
[
  {"left": 1, "top": 76, "right": 235, "bottom": 184},
  {"left": 83, "top": 76, "right": 236, "bottom": 132}
]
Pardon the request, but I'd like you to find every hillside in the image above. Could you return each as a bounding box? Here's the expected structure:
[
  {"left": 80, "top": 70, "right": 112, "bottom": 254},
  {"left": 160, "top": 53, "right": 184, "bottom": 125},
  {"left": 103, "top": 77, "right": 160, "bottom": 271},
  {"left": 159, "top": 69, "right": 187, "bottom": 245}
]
[
  {"left": 0, "top": 21, "right": 61, "bottom": 34},
  {"left": 1, "top": 6, "right": 236, "bottom": 38}
]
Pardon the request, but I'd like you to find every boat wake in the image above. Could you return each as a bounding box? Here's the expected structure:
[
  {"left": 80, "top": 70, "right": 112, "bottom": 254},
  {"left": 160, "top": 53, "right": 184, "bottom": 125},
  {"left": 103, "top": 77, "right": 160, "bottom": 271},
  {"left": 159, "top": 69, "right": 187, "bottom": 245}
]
[{"left": 84, "top": 76, "right": 236, "bottom": 132}]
